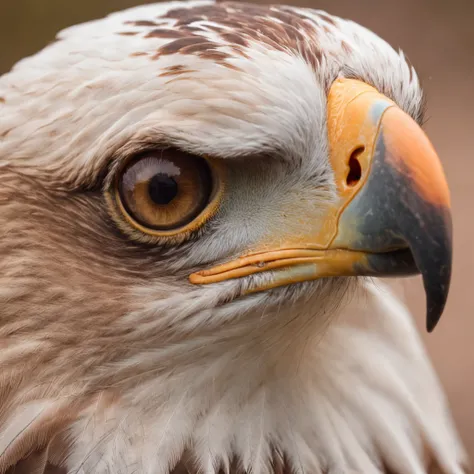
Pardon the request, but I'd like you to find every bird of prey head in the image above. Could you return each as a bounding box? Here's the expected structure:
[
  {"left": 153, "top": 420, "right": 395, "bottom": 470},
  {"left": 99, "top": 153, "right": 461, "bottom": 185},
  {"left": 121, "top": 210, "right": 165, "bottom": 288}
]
[{"left": 0, "top": 1, "right": 465, "bottom": 474}]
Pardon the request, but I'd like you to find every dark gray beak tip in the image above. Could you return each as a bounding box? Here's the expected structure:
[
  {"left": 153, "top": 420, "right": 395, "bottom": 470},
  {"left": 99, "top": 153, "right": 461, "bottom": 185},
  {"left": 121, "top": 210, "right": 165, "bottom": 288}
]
[
  {"left": 420, "top": 232, "right": 452, "bottom": 333},
  {"left": 427, "top": 307, "right": 443, "bottom": 333},
  {"left": 424, "top": 265, "right": 452, "bottom": 333}
]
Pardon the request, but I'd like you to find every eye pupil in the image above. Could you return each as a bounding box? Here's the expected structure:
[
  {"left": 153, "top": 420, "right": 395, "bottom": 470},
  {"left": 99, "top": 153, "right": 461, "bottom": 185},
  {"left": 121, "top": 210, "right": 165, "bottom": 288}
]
[{"left": 148, "top": 173, "right": 178, "bottom": 205}]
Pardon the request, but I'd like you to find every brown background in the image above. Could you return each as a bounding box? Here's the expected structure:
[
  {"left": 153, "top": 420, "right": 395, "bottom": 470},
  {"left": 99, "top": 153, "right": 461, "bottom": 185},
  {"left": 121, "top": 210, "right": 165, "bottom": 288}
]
[{"left": 1, "top": 0, "right": 473, "bottom": 459}]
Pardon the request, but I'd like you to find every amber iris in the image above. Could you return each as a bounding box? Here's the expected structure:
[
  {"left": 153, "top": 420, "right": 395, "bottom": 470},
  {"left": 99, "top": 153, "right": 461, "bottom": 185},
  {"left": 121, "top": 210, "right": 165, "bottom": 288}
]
[{"left": 118, "top": 150, "right": 213, "bottom": 231}]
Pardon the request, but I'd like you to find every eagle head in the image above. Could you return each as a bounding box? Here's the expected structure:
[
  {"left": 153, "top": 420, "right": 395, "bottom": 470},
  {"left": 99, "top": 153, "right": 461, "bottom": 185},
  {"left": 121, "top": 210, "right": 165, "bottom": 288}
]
[{"left": 0, "top": 2, "right": 463, "bottom": 474}]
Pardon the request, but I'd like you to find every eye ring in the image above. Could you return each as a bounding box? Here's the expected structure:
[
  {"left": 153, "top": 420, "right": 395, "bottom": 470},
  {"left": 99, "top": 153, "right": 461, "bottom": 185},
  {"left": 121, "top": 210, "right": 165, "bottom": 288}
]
[{"left": 109, "top": 149, "right": 225, "bottom": 242}]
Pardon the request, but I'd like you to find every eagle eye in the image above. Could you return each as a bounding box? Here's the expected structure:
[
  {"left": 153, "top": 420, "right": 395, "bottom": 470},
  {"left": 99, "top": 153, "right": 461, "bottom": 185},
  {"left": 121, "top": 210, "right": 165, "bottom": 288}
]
[{"left": 112, "top": 149, "right": 223, "bottom": 239}]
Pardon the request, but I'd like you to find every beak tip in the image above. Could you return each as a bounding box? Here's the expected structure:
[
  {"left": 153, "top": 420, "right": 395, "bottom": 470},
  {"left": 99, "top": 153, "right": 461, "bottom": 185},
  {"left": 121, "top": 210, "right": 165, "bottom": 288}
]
[
  {"left": 424, "top": 275, "right": 451, "bottom": 333},
  {"left": 426, "top": 312, "right": 440, "bottom": 333}
]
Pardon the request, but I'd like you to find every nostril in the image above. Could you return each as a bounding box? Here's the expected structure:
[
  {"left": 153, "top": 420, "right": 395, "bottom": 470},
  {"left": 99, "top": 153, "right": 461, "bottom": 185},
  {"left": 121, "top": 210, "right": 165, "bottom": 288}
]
[{"left": 346, "top": 147, "right": 364, "bottom": 186}]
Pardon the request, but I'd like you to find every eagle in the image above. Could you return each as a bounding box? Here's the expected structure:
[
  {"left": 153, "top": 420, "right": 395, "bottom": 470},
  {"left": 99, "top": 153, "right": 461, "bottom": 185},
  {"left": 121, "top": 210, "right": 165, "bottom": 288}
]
[{"left": 0, "top": 1, "right": 467, "bottom": 473}]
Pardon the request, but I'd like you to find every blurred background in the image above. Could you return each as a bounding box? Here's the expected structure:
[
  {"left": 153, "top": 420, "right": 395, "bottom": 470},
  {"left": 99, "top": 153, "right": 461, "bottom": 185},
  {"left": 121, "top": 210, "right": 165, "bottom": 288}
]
[{"left": 1, "top": 0, "right": 473, "bottom": 458}]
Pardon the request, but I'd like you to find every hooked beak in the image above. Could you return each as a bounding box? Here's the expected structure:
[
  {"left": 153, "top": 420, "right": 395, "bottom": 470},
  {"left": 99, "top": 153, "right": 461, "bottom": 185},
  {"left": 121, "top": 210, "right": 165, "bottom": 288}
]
[{"left": 190, "top": 78, "right": 452, "bottom": 332}]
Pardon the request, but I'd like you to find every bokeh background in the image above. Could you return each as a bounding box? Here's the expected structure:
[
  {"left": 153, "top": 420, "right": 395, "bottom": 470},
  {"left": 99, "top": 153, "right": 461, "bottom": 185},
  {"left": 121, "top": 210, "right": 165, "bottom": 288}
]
[{"left": 1, "top": 0, "right": 473, "bottom": 458}]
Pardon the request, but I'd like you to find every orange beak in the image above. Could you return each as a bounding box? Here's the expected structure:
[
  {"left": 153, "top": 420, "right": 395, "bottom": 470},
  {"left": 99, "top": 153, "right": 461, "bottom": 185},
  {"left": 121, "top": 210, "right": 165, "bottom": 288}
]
[{"left": 190, "top": 78, "right": 452, "bottom": 332}]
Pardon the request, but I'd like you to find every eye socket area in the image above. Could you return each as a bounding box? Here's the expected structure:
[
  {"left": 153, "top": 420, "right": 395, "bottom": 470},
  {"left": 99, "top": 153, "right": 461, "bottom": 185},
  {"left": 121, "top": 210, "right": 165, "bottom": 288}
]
[{"left": 113, "top": 149, "right": 223, "bottom": 238}]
